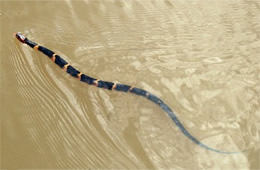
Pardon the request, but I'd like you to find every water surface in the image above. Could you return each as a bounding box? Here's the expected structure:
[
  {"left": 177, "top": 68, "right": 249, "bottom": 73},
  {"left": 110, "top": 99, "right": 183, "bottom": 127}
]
[{"left": 1, "top": 0, "right": 260, "bottom": 169}]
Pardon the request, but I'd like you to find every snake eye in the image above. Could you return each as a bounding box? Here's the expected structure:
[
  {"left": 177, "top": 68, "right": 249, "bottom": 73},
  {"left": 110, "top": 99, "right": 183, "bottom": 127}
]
[{"left": 15, "top": 32, "right": 26, "bottom": 43}]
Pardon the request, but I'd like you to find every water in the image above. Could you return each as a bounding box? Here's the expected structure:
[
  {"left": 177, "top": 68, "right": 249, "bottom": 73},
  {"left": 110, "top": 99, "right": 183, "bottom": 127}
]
[{"left": 1, "top": 0, "right": 259, "bottom": 169}]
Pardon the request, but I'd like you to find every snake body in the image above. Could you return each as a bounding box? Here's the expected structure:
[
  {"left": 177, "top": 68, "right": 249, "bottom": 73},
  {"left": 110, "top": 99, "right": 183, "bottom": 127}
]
[{"left": 15, "top": 32, "right": 240, "bottom": 154}]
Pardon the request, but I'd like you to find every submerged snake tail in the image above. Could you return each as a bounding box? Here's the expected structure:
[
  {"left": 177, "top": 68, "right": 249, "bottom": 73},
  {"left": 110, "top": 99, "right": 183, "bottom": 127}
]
[{"left": 15, "top": 32, "right": 243, "bottom": 154}]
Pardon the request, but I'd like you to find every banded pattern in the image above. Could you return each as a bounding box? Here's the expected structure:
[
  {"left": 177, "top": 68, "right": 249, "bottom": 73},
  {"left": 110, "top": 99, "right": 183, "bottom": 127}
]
[{"left": 15, "top": 32, "right": 240, "bottom": 154}]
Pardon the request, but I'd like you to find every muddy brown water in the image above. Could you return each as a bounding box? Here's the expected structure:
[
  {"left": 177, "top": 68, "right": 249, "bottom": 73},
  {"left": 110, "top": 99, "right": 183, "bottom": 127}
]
[{"left": 1, "top": 0, "right": 260, "bottom": 169}]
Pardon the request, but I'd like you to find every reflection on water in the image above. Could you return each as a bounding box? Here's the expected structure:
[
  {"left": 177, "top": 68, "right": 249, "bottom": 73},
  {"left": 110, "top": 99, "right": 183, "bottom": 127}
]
[{"left": 1, "top": 0, "right": 259, "bottom": 169}]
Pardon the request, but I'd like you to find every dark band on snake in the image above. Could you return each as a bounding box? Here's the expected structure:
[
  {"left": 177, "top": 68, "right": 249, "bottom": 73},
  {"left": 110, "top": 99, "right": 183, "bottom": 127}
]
[{"left": 14, "top": 32, "right": 241, "bottom": 154}]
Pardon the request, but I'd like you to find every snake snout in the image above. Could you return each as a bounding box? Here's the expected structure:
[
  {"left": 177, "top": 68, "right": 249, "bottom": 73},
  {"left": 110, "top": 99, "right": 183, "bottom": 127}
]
[{"left": 15, "top": 32, "right": 26, "bottom": 43}]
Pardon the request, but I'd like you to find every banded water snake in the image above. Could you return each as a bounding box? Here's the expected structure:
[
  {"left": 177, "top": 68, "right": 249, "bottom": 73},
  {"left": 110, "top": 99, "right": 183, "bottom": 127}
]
[{"left": 15, "top": 32, "right": 241, "bottom": 154}]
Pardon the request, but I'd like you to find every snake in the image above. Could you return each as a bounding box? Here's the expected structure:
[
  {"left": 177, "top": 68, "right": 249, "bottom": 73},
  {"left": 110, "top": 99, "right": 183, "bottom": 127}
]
[{"left": 15, "top": 32, "right": 241, "bottom": 154}]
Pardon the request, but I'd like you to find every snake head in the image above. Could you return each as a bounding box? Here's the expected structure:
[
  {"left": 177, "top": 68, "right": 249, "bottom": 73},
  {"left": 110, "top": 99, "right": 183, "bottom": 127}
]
[{"left": 15, "top": 32, "right": 26, "bottom": 43}]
